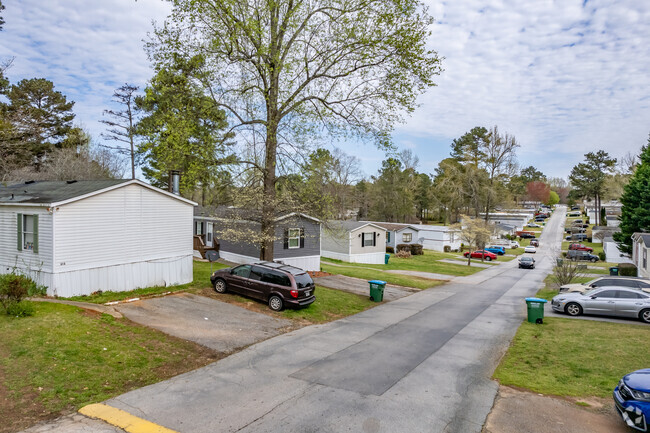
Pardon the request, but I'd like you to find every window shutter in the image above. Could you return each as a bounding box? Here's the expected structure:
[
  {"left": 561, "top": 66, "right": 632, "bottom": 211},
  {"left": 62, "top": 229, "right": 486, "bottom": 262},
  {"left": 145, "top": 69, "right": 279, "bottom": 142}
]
[
  {"left": 16, "top": 213, "right": 23, "bottom": 251},
  {"left": 373, "top": 232, "right": 376, "bottom": 247},
  {"left": 33, "top": 214, "right": 39, "bottom": 254},
  {"left": 284, "top": 229, "right": 289, "bottom": 249},
  {"left": 300, "top": 228, "right": 305, "bottom": 248},
  {"left": 361, "top": 233, "right": 364, "bottom": 248}
]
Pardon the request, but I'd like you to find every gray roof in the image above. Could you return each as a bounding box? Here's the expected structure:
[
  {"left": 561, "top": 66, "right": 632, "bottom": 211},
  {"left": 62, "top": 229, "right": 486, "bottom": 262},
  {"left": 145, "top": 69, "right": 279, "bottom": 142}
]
[
  {"left": 0, "top": 180, "right": 129, "bottom": 205},
  {"left": 634, "top": 233, "right": 650, "bottom": 247},
  {"left": 328, "top": 220, "right": 385, "bottom": 232}
]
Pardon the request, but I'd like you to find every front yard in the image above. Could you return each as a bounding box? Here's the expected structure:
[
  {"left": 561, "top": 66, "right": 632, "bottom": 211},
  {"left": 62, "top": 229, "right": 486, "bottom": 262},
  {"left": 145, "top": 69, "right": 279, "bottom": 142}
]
[{"left": 493, "top": 317, "right": 650, "bottom": 398}]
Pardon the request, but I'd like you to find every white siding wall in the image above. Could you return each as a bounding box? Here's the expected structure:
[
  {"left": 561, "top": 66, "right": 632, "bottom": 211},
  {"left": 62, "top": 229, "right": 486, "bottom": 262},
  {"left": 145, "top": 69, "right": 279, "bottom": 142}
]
[
  {"left": 0, "top": 205, "right": 54, "bottom": 288},
  {"left": 49, "top": 184, "right": 193, "bottom": 296},
  {"left": 321, "top": 250, "right": 385, "bottom": 264}
]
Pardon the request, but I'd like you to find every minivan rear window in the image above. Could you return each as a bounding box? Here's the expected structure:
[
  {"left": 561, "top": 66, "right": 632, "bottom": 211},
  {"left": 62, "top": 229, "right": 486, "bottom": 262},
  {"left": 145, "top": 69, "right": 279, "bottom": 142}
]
[{"left": 294, "top": 273, "right": 313, "bottom": 288}]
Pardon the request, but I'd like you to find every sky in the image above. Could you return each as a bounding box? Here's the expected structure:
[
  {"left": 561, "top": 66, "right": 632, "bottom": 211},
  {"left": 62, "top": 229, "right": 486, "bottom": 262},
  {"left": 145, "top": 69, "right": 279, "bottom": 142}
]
[{"left": 1, "top": 0, "right": 649, "bottom": 180}]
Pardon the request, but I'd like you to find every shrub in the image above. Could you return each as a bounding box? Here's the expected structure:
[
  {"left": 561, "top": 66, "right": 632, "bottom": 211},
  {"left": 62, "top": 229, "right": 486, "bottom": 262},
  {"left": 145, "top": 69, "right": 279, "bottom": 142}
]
[
  {"left": 409, "top": 244, "right": 423, "bottom": 255},
  {"left": 0, "top": 273, "right": 38, "bottom": 316},
  {"left": 598, "top": 251, "right": 606, "bottom": 261},
  {"left": 618, "top": 263, "right": 638, "bottom": 277},
  {"left": 396, "top": 244, "right": 411, "bottom": 253},
  {"left": 562, "top": 252, "right": 567, "bottom": 257},
  {"left": 386, "top": 246, "right": 395, "bottom": 254},
  {"left": 443, "top": 245, "right": 451, "bottom": 253},
  {"left": 5, "top": 300, "right": 34, "bottom": 317},
  {"left": 396, "top": 250, "right": 411, "bottom": 259}
]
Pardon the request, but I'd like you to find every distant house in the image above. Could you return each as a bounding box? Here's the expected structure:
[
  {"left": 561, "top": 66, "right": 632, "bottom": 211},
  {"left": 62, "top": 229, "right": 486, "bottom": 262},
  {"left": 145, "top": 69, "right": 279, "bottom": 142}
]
[
  {"left": 362, "top": 222, "right": 419, "bottom": 250},
  {"left": 591, "top": 226, "right": 620, "bottom": 244},
  {"left": 321, "top": 221, "right": 387, "bottom": 264},
  {"left": 603, "top": 236, "right": 633, "bottom": 265},
  {"left": 0, "top": 180, "right": 196, "bottom": 297},
  {"left": 194, "top": 206, "right": 321, "bottom": 271},
  {"left": 632, "top": 233, "right": 650, "bottom": 278},
  {"left": 479, "top": 212, "right": 530, "bottom": 232},
  {"left": 411, "top": 224, "right": 461, "bottom": 252}
]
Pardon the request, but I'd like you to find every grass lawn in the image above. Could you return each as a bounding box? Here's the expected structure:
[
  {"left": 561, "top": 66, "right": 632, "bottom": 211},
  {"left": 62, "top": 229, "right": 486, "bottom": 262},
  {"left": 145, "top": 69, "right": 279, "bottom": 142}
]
[
  {"left": 0, "top": 302, "right": 218, "bottom": 433},
  {"left": 493, "top": 317, "right": 650, "bottom": 398},
  {"left": 320, "top": 262, "right": 446, "bottom": 290},
  {"left": 536, "top": 274, "right": 596, "bottom": 301}
]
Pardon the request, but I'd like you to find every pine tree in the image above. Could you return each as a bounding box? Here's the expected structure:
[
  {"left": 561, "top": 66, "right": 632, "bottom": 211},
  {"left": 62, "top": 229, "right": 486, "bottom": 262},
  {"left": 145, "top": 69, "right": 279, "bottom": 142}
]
[{"left": 614, "top": 139, "right": 650, "bottom": 254}]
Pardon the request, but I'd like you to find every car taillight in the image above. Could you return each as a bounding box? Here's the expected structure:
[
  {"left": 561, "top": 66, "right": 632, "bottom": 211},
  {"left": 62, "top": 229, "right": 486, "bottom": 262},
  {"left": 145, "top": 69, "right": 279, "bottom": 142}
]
[{"left": 290, "top": 290, "right": 298, "bottom": 298}]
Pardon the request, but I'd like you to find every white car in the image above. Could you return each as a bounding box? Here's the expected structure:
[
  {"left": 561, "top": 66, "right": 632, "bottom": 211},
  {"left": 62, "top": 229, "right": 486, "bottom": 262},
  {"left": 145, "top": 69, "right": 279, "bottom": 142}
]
[
  {"left": 510, "top": 241, "right": 520, "bottom": 249},
  {"left": 527, "top": 223, "right": 541, "bottom": 228},
  {"left": 524, "top": 245, "right": 537, "bottom": 254}
]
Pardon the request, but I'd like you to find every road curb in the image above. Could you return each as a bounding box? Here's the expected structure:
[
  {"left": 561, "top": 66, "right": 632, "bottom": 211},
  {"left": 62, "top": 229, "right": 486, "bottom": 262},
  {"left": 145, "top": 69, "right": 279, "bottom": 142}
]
[{"left": 79, "top": 403, "right": 178, "bottom": 433}]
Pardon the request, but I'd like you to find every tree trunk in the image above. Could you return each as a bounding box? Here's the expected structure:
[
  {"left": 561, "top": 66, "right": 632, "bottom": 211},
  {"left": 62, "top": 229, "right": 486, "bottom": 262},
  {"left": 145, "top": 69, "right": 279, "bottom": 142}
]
[{"left": 260, "top": 120, "right": 278, "bottom": 261}]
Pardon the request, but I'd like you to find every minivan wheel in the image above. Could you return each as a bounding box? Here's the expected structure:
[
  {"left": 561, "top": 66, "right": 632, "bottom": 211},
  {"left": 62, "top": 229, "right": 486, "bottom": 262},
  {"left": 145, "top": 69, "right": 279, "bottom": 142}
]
[
  {"left": 269, "top": 295, "right": 284, "bottom": 312},
  {"left": 565, "top": 302, "right": 583, "bottom": 316},
  {"left": 640, "top": 309, "right": 650, "bottom": 324},
  {"left": 213, "top": 278, "right": 227, "bottom": 294}
]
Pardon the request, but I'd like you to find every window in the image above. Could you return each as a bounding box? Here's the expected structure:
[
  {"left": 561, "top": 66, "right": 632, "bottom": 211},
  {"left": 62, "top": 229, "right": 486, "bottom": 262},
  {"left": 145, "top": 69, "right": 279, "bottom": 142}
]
[
  {"left": 362, "top": 232, "right": 375, "bottom": 247},
  {"left": 232, "top": 265, "right": 251, "bottom": 278},
  {"left": 17, "top": 213, "right": 38, "bottom": 253},
  {"left": 618, "top": 291, "right": 643, "bottom": 299},
  {"left": 194, "top": 221, "right": 203, "bottom": 235},
  {"left": 644, "top": 249, "right": 647, "bottom": 269},
  {"left": 595, "top": 290, "right": 617, "bottom": 298},
  {"left": 402, "top": 233, "right": 412, "bottom": 242},
  {"left": 288, "top": 228, "right": 300, "bottom": 249},
  {"left": 260, "top": 269, "right": 291, "bottom": 286}
]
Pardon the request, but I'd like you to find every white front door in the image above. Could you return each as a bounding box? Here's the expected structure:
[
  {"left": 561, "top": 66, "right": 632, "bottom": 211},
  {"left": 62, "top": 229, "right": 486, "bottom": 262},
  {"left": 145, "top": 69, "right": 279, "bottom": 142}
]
[{"left": 206, "top": 223, "right": 213, "bottom": 247}]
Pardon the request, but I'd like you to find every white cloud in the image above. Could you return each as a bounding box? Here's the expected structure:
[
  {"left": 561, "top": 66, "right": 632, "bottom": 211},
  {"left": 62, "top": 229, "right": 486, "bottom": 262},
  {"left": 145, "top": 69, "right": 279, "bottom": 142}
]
[{"left": 0, "top": 0, "right": 648, "bottom": 178}]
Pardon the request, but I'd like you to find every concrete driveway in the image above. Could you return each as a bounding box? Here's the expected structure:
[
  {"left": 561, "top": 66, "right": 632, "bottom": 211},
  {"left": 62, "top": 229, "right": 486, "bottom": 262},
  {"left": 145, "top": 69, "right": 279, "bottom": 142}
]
[{"left": 115, "top": 293, "right": 292, "bottom": 353}]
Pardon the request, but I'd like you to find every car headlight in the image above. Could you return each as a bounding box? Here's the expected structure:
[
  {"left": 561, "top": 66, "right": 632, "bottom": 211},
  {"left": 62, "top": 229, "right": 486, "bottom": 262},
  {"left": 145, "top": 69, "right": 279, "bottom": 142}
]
[{"left": 630, "top": 388, "right": 650, "bottom": 402}]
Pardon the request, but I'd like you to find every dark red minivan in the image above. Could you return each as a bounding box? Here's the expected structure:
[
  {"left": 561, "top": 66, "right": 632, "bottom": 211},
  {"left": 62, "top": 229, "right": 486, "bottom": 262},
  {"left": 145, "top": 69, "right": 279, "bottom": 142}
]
[{"left": 210, "top": 261, "right": 316, "bottom": 311}]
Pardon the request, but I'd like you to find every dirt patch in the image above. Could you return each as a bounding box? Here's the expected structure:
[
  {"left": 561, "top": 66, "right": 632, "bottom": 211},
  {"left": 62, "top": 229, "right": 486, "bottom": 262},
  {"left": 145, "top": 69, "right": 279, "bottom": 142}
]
[
  {"left": 308, "top": 271, "right": 331, "bottom": 278},
  {"left": 483, "top": 385, "right": 627, "bottom": 433}
]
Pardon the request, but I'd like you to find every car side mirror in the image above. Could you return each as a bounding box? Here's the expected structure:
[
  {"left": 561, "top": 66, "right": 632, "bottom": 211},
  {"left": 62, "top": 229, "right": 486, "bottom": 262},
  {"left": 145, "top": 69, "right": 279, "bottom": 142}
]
[{"left": 590, "top": 296, "right": 597, "bottom": 299}]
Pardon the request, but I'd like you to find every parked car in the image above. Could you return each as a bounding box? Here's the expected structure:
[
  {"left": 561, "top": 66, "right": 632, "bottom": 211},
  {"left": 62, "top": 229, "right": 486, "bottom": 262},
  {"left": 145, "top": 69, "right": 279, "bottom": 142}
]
[
  {"left": 560, "top": 276, "right": 650, "bottom": 293},
  {"left": 524, "top": 245, "right": 537, "bottom": 254},
  {"left": 463, "top": 250, "right": 497, "bottom": 261},
  {"left": 568, "top": 243, "right": 593, "bottom": 252},
  {"left": 614, "top": 369, "right": 650, "bottom": 432},
  {"left": 566, "top": 233, "right": 588, "bottom": 241},
  {"left": 520, "top": 233, "right": 536, "bottom": 239},
  {"left": 534, "top": 218, "right": 546, "bottom": 223},
  {"left": 551, "top": 287, "right": 650, "bottom": 323},
  {"left": 530, "top": 239, "right": 539, "bottom": 247},
  {"left": 484, "top": 246, "right": 506, "bottom": 255},
  {"left": 566, "top": 249, "right": 599, "bottom": 262},
  {"left": 573, "top": 219, "right": 584, "bottom": 224},
  {"left": 527, "top": 223, "right": 541, "bottom": 228},
  {"left": 565, "top": 227, "right": 587, "bottom": 234},
  {"left": 567, "top": 211, "right": 581, "bottom": 217},
  {"left": 510, "top": 241, "right": 520, "bottom": 249},
  {"left": 210, "top": 261, "right": 316, "bottom": 311},
  {"left": 518, "top": 256, "right": 535, "bottom": 269},
  {"left": 571, "top": 206, "right": 580, "bottom": 211}
]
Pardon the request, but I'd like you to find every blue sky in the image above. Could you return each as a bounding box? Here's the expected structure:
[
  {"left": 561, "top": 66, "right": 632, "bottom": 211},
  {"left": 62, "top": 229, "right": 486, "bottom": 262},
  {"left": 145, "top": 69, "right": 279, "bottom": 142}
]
[{"left": 1, "top": 0, "right": 649, "bottom": 179}]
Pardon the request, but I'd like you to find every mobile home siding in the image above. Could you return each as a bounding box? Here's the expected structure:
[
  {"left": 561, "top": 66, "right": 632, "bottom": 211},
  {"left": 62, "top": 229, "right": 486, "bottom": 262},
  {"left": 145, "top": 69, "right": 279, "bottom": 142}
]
[
  {"left": 274, "top": 217, "right": 320, "bottom": 259},
  {"left": 0, "top": 205, "right": 53, "bottom": 288}
]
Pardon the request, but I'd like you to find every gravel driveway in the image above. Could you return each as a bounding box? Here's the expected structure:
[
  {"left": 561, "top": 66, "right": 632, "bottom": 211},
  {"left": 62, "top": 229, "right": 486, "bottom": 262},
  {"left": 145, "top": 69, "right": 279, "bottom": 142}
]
[{"left": 115, "top": 293, "right": 292, "bottom": 353}]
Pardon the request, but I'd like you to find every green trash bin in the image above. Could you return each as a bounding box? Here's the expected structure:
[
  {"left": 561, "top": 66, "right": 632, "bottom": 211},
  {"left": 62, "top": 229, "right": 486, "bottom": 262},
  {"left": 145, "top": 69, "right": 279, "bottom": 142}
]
[
  {"left": 525, "top": 297, "right": 548, "bottom": 324},
  {"left": 385, "top": 253, "right": 390, "bottom": 264},
  {"left": 609, "top": 267, "right": 619, "bottom": 276},
  {"left": 368, "top": 280, "right": 386, "bottom": 302}
]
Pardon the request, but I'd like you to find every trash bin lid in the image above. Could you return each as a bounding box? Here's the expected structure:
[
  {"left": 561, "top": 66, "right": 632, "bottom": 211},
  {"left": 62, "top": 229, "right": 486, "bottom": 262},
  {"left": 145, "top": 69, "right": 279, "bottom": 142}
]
[
  {"left": 369, "top": 280, "right": 387, "bottom": 285},
  {"left": 525, "top": 297, "right": 548, "bottom": 303}
]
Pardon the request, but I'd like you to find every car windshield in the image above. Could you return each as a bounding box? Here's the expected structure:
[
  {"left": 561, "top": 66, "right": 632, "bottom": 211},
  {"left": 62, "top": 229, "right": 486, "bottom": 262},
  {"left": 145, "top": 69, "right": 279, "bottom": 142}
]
[
  {"left": 294, "top": 273, "right": 313, "bottom": 288},
  {"left": 521, "top": 257, "right": 532, "bottom": 262}
]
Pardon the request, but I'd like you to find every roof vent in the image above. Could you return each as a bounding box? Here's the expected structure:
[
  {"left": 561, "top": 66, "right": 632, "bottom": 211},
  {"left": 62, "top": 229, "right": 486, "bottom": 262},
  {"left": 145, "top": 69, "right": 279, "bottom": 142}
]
[
  {"left": 25, "top": 180, "right": 35, "bottom": 184},
  {"left": 66, "top": 180, "right": 78, "bottom": 184}
]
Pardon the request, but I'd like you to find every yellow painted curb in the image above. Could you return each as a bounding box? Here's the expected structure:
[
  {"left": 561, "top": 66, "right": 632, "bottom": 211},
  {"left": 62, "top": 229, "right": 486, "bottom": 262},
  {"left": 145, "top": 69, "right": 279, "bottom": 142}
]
[{"left": 79, "top": 403, "right": 179, "bottom": 433}]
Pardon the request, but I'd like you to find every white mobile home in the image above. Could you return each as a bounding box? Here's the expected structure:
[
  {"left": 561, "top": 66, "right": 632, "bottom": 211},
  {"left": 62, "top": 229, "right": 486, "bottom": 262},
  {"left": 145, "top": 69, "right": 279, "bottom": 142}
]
[
  {"left": 632, "top": 233, "right": 650, "bottom": 278},
  {"left": 411, "top": 224, "right": 461, "bottom": 252},
  {"left": 321, "top": 221, "right": 387, "bottom": 264},
  {"left": 363, "top": 222, "right": 419, "bottom": 250},
  {"left": 0, "top": 180, "right": 196, "bottom": 297}
]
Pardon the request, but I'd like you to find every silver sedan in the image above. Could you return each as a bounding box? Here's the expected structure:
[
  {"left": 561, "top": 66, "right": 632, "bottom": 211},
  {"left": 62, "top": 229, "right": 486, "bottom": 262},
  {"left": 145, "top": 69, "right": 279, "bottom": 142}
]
[{"left": 551, "top": 287, "right": 650, "bottom": 323}]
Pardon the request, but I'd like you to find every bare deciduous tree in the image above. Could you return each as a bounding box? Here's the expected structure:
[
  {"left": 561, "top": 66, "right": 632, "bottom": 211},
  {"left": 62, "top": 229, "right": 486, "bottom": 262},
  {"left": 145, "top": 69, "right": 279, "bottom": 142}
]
[{"left": 100, "top": 84, "right": 140, "bottom": 179}]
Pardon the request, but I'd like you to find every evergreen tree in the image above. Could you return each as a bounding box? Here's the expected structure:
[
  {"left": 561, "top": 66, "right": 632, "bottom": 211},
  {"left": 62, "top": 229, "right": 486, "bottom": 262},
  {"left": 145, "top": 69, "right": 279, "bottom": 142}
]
[
  {"left": 614, "top": 139, "right": 650, "bottom": 253},
  {"left": 136, "top": 55, "right": 233, "bottom": 196}
]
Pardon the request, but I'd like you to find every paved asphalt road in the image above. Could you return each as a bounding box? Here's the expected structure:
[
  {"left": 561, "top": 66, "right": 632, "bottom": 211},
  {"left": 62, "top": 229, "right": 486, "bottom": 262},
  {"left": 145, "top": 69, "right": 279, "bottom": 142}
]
[{"left": 100, "top": 209, "right": 566, "bottom": 433}]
